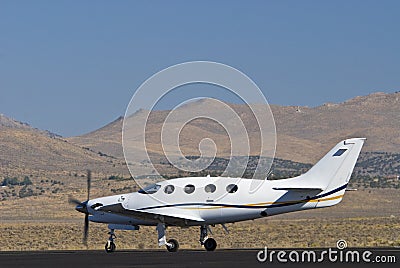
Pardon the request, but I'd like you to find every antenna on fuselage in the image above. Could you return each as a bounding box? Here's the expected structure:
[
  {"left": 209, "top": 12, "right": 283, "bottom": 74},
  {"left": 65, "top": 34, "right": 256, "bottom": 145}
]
[{"left": 266, "top": 169, "right": 273, "bottom": 180}]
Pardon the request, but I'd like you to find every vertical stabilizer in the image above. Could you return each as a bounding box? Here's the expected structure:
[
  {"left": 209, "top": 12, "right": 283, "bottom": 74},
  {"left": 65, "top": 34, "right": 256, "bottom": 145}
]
[{"left": 299, "top": 138, "right": 365, "bottom": 192}]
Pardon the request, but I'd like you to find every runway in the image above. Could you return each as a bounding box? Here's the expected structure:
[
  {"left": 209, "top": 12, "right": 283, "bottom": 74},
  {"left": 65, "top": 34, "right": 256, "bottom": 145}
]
[{"left": 0, "top": 248, "right": 398, "bottom": 268}]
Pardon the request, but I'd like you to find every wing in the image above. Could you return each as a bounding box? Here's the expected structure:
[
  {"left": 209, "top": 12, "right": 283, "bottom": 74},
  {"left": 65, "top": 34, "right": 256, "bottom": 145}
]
[{"left": 98, "top": 203, "right": 204, "bottom": 227}]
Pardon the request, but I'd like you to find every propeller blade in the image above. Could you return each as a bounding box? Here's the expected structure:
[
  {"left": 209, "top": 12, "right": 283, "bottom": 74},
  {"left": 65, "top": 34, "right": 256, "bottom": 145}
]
[
  {"left": 87, "top": 170, "right": 91, "bottom": 201},
  {"left": 71, "top": 171, "right": 92, "bottom": 248},
  {"left": 68, "top": 196, "right": 81, "bottom": 205},
  {"left": 83, "top": 213, "right": 89, "bottom": 246}
]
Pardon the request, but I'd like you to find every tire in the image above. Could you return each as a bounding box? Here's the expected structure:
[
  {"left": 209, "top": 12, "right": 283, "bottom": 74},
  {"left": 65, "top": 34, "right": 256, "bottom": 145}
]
[
  {"left": 204, "top": 238, "right": 217, "bottom": 251},
  {"left": 166, "top": 239, "right": 179, "bottom": 252},
  {"left": 105, "top": 241, "right": 116, "bottom": 253}
]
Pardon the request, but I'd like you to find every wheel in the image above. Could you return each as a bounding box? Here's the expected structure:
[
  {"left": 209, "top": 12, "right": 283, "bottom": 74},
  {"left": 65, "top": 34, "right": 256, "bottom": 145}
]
[
  {"left": 166, "top": 238, "right": 179, "bottom": 252},
  {"left": 203, "top": 238, "right": 217, "bottom": 251},
  {"left": 105, "top": 241, "right": 116, "bottom": 253}
]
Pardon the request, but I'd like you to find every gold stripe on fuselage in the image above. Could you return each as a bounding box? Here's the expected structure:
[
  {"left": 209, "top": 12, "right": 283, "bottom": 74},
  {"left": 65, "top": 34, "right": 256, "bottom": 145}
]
[{"left": 184, "top": 194, "right": 344, "bottom": 210}]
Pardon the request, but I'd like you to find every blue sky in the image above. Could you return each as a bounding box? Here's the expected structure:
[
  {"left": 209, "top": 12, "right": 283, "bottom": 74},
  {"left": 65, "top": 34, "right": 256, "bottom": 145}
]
[{"left": 1, "top": 1, "right": 399, "bottom": 136}]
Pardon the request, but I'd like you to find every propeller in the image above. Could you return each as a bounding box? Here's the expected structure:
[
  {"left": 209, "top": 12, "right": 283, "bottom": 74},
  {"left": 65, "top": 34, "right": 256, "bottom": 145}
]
[
  {"left": 69, "top": 170, "right": 92, "bottom": 246},
  {"left": 83, "top": 170, "right": 91, "bottom": 245}
]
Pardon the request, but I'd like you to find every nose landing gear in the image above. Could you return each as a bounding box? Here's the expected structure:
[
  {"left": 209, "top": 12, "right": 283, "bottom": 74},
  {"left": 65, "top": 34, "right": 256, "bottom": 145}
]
[{"left": 105, "top": 229, "right": 116, "bottom": 253}]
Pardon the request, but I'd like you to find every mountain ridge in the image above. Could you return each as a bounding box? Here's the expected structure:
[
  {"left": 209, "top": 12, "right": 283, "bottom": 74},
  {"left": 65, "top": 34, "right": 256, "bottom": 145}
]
[
  {"left": 0, "top": 91, "right": 398, "bottom": 179},
  {"left": 0, "top": 113, "right": 61, "bottom": 138},
  {"left": 67, "top": 91, "right": 400, "bottom": 164},
  {"left": 0, "top": 114, "right": 127, "bottom": 178}
]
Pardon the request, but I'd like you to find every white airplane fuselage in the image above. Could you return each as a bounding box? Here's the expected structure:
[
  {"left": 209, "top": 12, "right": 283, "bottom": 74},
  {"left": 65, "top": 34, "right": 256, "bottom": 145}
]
[{"left": 88, "top": 176, "right": 345, "bottom": 226}]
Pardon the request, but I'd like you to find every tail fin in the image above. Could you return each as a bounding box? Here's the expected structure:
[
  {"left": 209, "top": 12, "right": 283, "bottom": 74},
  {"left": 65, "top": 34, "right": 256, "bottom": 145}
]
[
  {"left": 300, "top": 138, "right": 365, "bottom": 192},
  {"left": 271, "top": 138, "right": 365, "bottom": 210},
  {"left": 292, "top": 138, "right": 366, "bottom": 208}
]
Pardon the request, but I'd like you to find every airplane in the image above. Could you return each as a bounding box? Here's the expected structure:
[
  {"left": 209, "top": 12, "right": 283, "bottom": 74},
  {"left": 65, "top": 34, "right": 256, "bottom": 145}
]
[{"left": 70, "top": 138, "right": 365, "bottom": 253}]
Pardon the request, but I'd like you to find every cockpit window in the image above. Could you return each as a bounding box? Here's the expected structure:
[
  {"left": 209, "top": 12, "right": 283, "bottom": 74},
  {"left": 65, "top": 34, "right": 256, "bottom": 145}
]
[
  {"left": 164, "top": 185, "right": 175, "bottom": 194},
  {"left": 205, "top": 184, "right": 216, "bottom": 193},
  {"left": 184, "top": 184, "right": 195, "bottom": 194},
  {"left": 226, "top": 184, "right": 238, "bottom": 193},
  {"left": 138, "top": 184, "right": 161, "bottom": 194},
  {"left": 90, "top": 203, "right": 103, "bottom": 209}
]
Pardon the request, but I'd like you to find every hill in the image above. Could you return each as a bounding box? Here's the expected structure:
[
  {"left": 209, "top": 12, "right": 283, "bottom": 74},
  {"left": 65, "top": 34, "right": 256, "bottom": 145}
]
[
  {"left": 67, "top": 116, "right": 124, "bottom": 159},
  {"left": 0, "top": 114, "right": 128, "bottom": 180},
  {"left": 272, "top": 91, "right": 400, "bottom": 162},
  {"left": 67, "top": 92, "right": 400, "bottom": 172},
  {"left": 0, "top": 113, "right": 60, "bottom": 138},
  {"left": 1, "top": 92, "right": 399, "bottom": 182}
]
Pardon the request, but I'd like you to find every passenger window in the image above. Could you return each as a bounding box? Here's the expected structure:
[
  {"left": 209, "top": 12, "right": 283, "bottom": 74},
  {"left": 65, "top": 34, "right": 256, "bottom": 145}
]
[
  {"left": 205, "top": 184, "right": 216, "bottom": 193},
  {"left": 184, "top": 184, "right": 195, "bottom": 194},
  {"left": 138, "top": 184, "right": 161, "bottom": 194},
  {"left": 226, "top": 184, "right": 238, "bottom": 193},
  {"left": 164, "top": 185, "right": 175, "bottom": 194}
]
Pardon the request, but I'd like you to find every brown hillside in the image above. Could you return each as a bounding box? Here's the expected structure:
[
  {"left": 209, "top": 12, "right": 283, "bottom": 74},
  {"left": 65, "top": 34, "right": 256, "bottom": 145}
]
[
  {"left": 0, "top": 127, "right": 127, "bottom": 179},
  {"left": 67, "top": 116, "right": 124, "bottom": 159},
  {"left": 67, "top": 92, "right": 400, "bottom": 164}
]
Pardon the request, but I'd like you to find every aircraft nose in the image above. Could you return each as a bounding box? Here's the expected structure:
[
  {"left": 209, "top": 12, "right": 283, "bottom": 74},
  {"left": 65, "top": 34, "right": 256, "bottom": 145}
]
[{"left": 75, "top": 201, "right": 88, "bottom": 214}]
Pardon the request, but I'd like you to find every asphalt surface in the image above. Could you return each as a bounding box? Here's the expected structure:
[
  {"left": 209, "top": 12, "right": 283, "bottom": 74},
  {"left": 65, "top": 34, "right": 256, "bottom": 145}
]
[{"left": 0, "top": 248, "right": 398, "bottom": 268}]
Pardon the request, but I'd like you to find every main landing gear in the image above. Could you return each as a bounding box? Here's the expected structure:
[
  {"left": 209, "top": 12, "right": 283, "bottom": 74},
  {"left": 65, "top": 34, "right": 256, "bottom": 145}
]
[
  {"left": 166, "top": 238, "right": 179, "bottom": 252},
  {"left": 105, "top": 229, "right": 116, "bottom": 253},
  {"left": 157, "top": 223, "right": 179, "bottom": 252},
  {"left": 156, "top": 223, "right": 219, "bottom": 252},
  {"left": 104, "top": 224, "right": 222, "bottom": 253},
  {"left": 199, "top": 225, "right": 217, "bottom": 251},
  {"left": 156, "top": 224, "right": 219, "bottom": 252}
]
